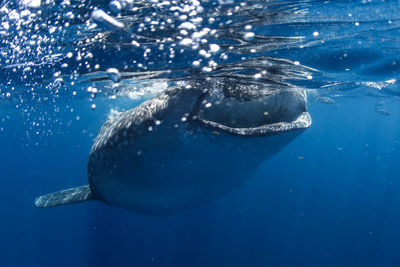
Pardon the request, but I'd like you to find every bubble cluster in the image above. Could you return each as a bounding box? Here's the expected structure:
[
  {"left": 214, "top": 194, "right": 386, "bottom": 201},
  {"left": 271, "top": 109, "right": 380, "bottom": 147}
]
[
  {"left": 0, "top": 0, "right": 279, "bottom": 89},
  {"left": 0, "top": 0, "right": 316, "bottom": 144}
]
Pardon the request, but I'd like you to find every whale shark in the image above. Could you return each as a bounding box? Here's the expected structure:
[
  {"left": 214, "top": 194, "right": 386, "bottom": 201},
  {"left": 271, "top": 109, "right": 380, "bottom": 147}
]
[{"left": 35, "top": 80, "right": 311, "bottom": 215}]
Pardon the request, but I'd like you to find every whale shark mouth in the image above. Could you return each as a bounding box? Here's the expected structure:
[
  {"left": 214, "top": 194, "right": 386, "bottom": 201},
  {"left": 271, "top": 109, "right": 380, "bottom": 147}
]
[{"left": 194, "top": 87, "right": 312, "bottom": 136}]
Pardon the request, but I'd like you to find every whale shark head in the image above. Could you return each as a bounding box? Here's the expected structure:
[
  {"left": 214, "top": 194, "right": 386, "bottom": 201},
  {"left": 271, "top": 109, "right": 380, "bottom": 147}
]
[{"left": 192, "top": 80, "right": 311, "bottom": 135}]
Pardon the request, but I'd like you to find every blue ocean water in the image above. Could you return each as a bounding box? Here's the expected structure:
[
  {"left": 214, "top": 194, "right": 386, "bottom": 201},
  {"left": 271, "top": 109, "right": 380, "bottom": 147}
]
[{"left": 1, "top": 0, "right": 400, "bottom": 266}]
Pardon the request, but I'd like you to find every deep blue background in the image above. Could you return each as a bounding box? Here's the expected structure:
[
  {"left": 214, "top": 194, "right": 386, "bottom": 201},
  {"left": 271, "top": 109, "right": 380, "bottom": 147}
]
[
  {"left": 2, "top": 0, "right": 400, "bottom": 266},
  {"left": 1, "top": 90, "right": 400, "bottom": 267}
]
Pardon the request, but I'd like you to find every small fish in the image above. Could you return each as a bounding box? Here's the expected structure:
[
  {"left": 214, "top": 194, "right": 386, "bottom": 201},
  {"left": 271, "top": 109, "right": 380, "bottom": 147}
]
[
  {"left": 376, "top": 109, "right": 390, "bottom": 116},
  {"left": 317, "top": 96, "right": 335, "bottom": 104},
  {"left": 91, "top": 9, "right": 124, "bottom": 31},
  {"left": 106, "top": 68, "right": 121, "bottom": 83}
]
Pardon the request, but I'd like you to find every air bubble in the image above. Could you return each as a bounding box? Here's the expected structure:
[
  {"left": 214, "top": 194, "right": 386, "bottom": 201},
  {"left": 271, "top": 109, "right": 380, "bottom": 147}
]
[
  {"left": 209, "top": 44, "right": 220, "bottom": 53},
  {"left": 106, "top": 68, "right": 121, "bottom": 83},
  {"left": 19, "top": 0, "right": 41, "bottom": 8},
  {"left": 178, "top": 22, "right": 196, "bottom": 30},
  {"left": 192, "top": 60, "right": 200, "bottom": 67},
  {"left": 179, "top": 38, "right": 193, "bottom": 46},
  {"left": 243, "top": 32, "right": 255, "bottom": 41}
]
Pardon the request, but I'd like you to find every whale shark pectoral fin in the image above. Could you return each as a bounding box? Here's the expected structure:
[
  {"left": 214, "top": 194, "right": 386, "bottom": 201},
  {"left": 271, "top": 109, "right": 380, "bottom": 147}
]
[{"left": 35, "top": 185, "right": 95, "bottom": 208}]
